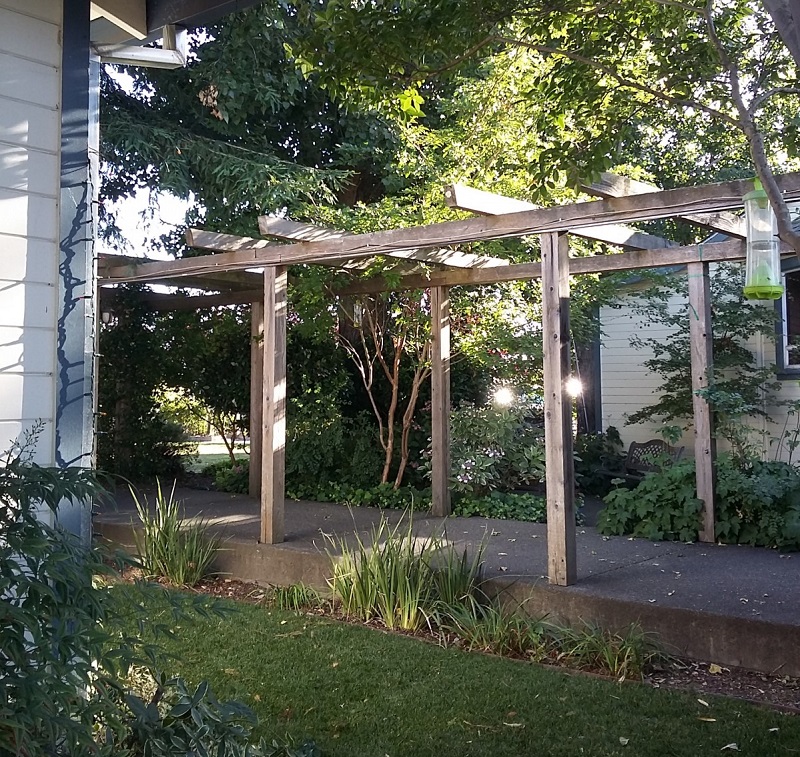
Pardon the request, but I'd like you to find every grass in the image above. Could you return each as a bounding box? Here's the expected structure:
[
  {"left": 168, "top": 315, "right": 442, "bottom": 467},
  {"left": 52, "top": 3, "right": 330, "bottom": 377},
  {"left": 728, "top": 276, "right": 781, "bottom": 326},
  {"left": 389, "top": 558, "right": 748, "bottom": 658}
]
[{"left": 112, "top": 585, "right": 800, "bottom": 757}]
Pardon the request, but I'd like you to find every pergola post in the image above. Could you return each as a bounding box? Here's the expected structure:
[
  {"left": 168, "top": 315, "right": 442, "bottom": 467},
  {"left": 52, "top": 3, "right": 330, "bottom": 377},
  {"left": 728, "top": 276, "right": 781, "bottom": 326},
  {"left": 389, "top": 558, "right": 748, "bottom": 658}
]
[
  {"left": 260, "top": 265, "right": 287, "bottom": 544},
  {"left": 430, "top": 285, "right": 451, "bottom": 517},
  {"left": 687, "top": 261, "right": 716, "bottom": 542},
  {"left": 541, "top": 231, "right": 577, "bottom": 586},
  {"left": 248, "top": 297, "right": 264, "bottom": 498}
]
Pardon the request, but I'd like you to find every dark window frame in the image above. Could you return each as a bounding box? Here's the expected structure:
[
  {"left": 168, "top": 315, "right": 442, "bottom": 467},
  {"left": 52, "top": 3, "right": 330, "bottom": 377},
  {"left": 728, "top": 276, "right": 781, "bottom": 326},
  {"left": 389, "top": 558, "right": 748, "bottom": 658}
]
[{"left": 775, "top": 258, "right": 800, "bottom": 378}]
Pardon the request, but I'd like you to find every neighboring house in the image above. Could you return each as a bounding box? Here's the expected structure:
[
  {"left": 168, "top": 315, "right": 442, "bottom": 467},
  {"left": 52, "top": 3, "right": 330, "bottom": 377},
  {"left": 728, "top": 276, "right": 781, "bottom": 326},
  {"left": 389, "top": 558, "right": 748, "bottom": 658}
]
[
  {"left": 599, "top": 258, "right": 800, "bottom": 462},
  {"left": 0, "top": 0, "right": 259, "bottom": 540}
]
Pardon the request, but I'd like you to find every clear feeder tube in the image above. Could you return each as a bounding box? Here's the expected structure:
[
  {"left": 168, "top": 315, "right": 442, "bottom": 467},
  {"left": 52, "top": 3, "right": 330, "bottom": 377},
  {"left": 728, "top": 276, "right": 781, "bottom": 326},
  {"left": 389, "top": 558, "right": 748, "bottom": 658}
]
[{"left": 743, "top": 179, "right": 783, "bottom": 301}]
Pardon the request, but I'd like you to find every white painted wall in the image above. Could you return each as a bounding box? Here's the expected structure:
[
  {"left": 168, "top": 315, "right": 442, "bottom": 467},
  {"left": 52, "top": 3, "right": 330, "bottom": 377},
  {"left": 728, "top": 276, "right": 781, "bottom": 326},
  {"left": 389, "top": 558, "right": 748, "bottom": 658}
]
[
  {"left": 0, "top": 0, "right": 63, "bottom": 465},
  {"left": 600, "top": 281, "right": 691, "bottom": 448},
  {"left": 600, "top": 268, "right": 800, "bottom": 462}
]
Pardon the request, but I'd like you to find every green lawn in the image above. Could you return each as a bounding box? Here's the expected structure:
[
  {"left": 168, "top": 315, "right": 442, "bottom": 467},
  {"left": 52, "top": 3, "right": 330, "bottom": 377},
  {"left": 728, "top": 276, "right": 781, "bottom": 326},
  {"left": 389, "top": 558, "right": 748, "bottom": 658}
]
[
  {"left": 184, "top": 441, "right": 248, "bottom": 472},
  {"left": 115, "top": 588, "right": 799, "bottom": 757}
]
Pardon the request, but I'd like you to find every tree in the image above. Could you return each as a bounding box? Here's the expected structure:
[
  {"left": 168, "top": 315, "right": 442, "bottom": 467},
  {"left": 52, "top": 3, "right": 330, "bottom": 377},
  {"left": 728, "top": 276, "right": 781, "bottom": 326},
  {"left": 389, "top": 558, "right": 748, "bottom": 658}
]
[
  {"left": 293, "top": 0, "right": 800, "bottom": 251},
  {"left": 625, "top": 264, "right": 780, "bottom": 456}
]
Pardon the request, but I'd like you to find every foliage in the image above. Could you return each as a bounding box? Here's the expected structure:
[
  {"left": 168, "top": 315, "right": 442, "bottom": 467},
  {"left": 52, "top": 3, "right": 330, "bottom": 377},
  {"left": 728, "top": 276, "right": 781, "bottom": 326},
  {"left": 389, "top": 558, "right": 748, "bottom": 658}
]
[
  {"left": 0, "top": 436, "right": 266, "bottom": 756},
  {"left": 598, "top": 455, "right": 800, "bottom": 549},
  {"left": 285, "top": 411, "right": 384, "bottom": 495},
  {"left": 423, "top": 400, "right": 546, "bottom": 496},
  {"left": 574, "top": 427, "right": 625, "bottom": 496},
  {"left": 328, "top": 516, "right": 484, "bottom": 631},
  {"left": 120, "top": 675, "right": 319, "bottom": 757},
  {"left": 204, "top": 457, "right": 250, "bottom": 494},
  {"left": 98, "top": 292, "right": 197, "bottom": 479},
  {"left": 625, "top": 265, "right": 780, "bottom": 448},
  {"left": 453, "top": 491, "right": 547, "bottom": 522},
  {"left": 559, "top": 623, "right": 664, "bottom": 681},
  {"left": 172, "top": 307, "right": 252, "bottom": 463},
  {"left": 437, "top": 601, "right": 554, "bottom": 659},
  {"left": 293, "top": 0, "right": 800, "bottom": 249},
  {"left": 268, "top": 583, "right": 323, "bottom": 613},
  {"left": 132, "top": 481, "right": 223, "bottom": 586}
]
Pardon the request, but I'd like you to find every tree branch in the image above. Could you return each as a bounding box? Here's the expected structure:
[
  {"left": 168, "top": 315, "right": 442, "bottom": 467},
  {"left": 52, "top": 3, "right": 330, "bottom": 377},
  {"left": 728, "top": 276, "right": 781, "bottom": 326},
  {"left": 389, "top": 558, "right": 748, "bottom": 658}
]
[
  {"left": 703, "top": 0, "right": 800, "bottom": 255},
  {"left": 497, "top": 36, "right": 742, "bottom": 128}
]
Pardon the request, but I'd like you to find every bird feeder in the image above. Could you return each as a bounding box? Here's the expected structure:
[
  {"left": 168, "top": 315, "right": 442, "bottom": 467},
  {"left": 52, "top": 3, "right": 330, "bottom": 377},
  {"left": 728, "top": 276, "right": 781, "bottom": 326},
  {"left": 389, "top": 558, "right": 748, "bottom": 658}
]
[{"left": 743, "top": 178, "right": 784, "bottom": 301}]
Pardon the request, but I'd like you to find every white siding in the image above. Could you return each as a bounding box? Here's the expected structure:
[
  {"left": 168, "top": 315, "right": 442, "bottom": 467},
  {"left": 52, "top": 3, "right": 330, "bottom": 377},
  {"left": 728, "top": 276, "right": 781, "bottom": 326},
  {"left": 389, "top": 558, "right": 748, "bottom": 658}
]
[
  {"left": 600, "top": 279, "right": 693, "bottom": 449},
  {"left": 600, "top": 270, "right": 800, "bottom": 462},
  {"left": 0, "top": 0, "right": 61, "bottom": 465}
]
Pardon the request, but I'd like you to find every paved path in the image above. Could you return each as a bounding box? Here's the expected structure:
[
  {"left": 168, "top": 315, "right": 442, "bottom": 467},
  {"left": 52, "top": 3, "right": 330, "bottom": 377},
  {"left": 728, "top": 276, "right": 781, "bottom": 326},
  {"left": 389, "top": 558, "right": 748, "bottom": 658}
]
[{"left": 98, "top": 486, "right": 800, "bottom": 628}]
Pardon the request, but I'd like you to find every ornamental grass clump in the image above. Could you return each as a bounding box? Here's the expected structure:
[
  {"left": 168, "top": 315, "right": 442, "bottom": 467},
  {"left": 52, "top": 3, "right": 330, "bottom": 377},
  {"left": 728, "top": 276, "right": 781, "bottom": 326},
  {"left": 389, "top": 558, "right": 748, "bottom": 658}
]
[
  {"left": 327, "top": 515, "right": 484, "bottom": 632},
  {"left": 133, "top": 480, "right": 222, "bottom": 586},
  {"left": 559, "top": 622, "right": 665, "bottom": 681},
  {"left": 437, "top": 601, "right": 555, "bottom": 660}
]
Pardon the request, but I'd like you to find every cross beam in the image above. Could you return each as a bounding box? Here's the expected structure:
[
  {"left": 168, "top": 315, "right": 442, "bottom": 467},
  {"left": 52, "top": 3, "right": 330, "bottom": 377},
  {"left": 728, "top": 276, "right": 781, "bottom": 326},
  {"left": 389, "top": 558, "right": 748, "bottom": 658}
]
[
  {"left": 258, "top": 216, "right": 509, "bottom": 269},
  {"left": 444, "top": 183, "right": 678, "bottom": 250},
  {"left": 581, "top": 172, "right": 746, "bottom": 238},
  {"left": 99, "top": 173, "right": 800, "bottom": 285}
]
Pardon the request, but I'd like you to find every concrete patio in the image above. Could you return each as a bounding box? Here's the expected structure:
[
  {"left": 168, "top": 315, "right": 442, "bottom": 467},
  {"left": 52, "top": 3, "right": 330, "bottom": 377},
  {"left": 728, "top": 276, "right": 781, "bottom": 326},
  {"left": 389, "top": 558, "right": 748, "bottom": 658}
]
[{"left": 94, "top": 486, "right": 800, "bottom": 677}]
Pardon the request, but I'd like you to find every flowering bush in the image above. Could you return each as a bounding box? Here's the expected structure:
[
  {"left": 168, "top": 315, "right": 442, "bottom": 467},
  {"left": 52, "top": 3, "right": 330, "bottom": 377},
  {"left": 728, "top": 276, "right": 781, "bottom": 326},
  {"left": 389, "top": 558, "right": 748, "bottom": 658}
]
[{"left": 423, "top": 400, "right": 546, "bottom": 496}]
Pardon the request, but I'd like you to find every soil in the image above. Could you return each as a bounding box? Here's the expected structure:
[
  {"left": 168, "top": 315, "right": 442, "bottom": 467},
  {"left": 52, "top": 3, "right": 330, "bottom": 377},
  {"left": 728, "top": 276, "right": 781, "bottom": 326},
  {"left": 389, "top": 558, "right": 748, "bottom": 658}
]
[{"left": 181, "top": 575, "right": 800, "bottom": 714}]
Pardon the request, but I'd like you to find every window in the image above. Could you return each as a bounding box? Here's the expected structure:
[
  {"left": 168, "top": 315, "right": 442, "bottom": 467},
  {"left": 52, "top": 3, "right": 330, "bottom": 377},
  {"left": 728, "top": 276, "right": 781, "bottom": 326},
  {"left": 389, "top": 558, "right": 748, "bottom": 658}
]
[{"left": 778, "top": 267, "right": 800, "bottom": 373}]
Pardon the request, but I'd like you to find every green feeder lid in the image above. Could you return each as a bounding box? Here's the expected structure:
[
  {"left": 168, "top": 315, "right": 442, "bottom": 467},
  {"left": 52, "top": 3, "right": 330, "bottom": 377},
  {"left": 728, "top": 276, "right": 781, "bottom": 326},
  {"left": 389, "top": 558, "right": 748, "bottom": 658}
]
[{"left": 744, "top": 178, "right": 769, "bottom": 208}]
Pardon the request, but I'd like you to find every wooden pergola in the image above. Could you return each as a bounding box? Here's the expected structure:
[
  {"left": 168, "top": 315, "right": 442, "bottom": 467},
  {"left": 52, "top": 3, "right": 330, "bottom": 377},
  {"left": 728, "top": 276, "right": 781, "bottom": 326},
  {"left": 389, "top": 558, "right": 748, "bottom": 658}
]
[{"left": 99, "top": 171, "right": 800, "bottom": 586}]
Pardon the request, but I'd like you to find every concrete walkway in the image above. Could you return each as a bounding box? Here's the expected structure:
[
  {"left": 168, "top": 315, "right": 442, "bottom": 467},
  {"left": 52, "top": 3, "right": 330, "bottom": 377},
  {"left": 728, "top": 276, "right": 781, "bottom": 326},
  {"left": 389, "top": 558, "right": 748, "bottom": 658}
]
[{"left": 95, "top": 486, "right": 800, "bottom": 675}]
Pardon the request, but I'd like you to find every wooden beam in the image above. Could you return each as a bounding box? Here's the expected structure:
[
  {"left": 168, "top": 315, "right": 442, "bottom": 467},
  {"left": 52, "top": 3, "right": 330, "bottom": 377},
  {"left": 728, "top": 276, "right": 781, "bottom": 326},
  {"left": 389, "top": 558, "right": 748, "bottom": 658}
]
[
  {"left": 444, "top": 183, "right": 678, "bottom": 250},
  {"left": 582, "top": 172, "right": 746, "bottom": 238},
  {"left": 98, "top": 252, "right": 262, "bottom": 292},
  {"left": 258, "top": 215, "right": 509, "bottom": 269},
  {"left": 101, "top": 173, "right": 800, "bottom": 285},
  {"left": 249, "top": 296, "right": 264, "bottom": 499},
  {"left": 688, "top": 262, "right": 716, "bottom": 543},
  {"left": 99, "top": 287, "right": 261, "bottom": 311},
  {"left": 541, "top": 232, "right": 577, "bottom": 586},
  {"left": 260, "top": 266, "right": 287, "bottom": 544},
  {"left": 430, "top": 286, "right": 451, "bottom": 517},
  {"left": 336, "top": 238, "right": 772, "bottom": 295}
]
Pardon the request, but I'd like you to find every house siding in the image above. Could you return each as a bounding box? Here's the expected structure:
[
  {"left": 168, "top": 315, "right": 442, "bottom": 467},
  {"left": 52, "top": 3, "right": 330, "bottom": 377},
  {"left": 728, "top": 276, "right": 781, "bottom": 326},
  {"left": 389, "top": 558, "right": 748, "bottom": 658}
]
[
  {"left": 0, "top": 0, "right": 62, "bottom": 466},
  {"left": 600, "top": 269, "right": 800, "bottom": 462},
  {"left": 599, "top": 280, "right": 693, "bottom": 449}
]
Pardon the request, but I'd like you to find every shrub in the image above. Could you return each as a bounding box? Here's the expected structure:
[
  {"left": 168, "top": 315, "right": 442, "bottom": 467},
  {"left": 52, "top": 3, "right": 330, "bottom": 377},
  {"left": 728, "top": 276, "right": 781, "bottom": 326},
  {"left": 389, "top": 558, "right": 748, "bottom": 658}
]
[
  {"left": 286, "top": 411, "right": 384, "bottom": 494},
  {"left": 560, "top": 622, "right": 664, "bottom": 680},
  {"left": 453, "top": 491, "right": 547, "bottom": 522},
  {"left": 292, "top": 481, "right": 430, "bottom": 510},
  {"left": 117, "top": 673, "right": 321, "bottom": 757},
  {"left": 269, "top": 583, "right": 322, "bottom": 612},
  {"left": 132, "top": 481, "right": 222, "bottom": 586},
  {"left": 423, "top": 400, "right": 546, "bottom": 496},
  {"left": 0, "top": 434, "right": 318, "bottom": 756},
  {"left": 598, "top": 455, "right": 800, "bottom": 549},
  {"left": 574, "top": 426, "right": 625, "bottom": 496},
  {"left": 203, "top": 458, "right": 250, "bottom": 494}
]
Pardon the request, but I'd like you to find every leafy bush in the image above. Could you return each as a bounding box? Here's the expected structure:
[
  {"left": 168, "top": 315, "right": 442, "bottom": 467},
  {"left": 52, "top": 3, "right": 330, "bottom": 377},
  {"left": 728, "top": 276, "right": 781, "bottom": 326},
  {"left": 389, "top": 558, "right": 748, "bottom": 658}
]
[
  {"left": 598, "top": 455, "right": 800, "bottom": 549},
  {"left": 132, "top": 481, "right": 222, "bottom": 585},
  {"left": 574, "top": 426, "right": 625, "bottom": 496},
  {"left": 290, "top": 480, "right": 430, "bottom": 510},
  {"left": 286, "top": 411, "right": 384, "bottom": 493},
  {"left": 423, "top": 400, "right": 546, "bottom": 496},
  {"left": 559, "top": 622, "right": 664, "bottom": 680},
  {"left": 454, "top": 491, "right": 547, "bottom": 522},
  {"left": 118, "top": 674, "right": 321, "bottom": 757},
  {"left": 203, "top": 457, "right": 250, "bottom": 494}
]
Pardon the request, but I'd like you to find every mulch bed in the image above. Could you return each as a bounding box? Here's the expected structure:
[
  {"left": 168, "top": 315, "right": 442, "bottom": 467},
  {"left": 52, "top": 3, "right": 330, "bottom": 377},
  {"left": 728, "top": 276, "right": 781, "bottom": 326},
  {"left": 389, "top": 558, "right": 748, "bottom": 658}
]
[{"left": 179, "top": 575, "right": 800, "bottom": 713}]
